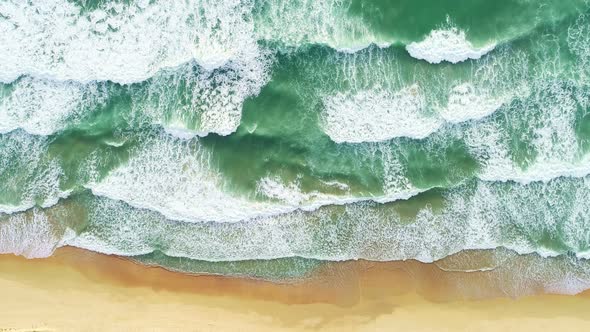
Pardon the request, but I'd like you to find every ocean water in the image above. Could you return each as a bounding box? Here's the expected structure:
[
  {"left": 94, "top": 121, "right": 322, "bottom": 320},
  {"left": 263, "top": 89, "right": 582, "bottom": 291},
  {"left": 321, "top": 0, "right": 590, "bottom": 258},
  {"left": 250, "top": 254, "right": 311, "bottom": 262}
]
[{"left": 2, "top": 0, "right": 590, "bottom": 293}]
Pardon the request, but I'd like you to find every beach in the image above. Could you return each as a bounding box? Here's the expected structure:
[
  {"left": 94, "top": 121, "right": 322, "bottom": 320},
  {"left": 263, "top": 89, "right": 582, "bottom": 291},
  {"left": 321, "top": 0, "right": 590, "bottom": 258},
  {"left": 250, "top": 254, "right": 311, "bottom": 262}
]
[{"left": 1, "top": 247, "right": 590, "bottom": 331}]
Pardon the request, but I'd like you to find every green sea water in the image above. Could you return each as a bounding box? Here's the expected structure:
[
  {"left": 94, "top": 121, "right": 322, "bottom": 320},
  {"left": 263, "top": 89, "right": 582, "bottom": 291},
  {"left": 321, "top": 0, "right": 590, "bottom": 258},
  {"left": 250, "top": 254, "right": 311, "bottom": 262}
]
[{"left": 2, "top": 0, "right": 590, "bottom": 293}]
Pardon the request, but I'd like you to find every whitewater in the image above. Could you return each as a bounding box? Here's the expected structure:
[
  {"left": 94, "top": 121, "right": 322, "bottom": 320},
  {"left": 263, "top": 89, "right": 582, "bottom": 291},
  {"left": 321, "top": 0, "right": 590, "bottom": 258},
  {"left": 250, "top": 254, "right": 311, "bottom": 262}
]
[{"left": 2, "top": 0, "right": 590, "bottom": 295}]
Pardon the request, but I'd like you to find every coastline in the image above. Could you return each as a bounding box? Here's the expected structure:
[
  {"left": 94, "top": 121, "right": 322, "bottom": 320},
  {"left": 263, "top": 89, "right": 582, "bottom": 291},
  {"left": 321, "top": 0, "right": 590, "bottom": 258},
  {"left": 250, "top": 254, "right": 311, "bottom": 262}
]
[{"left": 1, "top": 247, "right": 590, "bottom": 331}]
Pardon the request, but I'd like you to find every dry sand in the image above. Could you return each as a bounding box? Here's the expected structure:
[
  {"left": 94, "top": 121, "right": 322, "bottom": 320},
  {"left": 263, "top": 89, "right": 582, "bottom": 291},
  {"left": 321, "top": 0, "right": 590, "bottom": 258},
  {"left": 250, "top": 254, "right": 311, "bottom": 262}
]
[{"left": 1, "top": 247, "right": 590, "bottom": 331}]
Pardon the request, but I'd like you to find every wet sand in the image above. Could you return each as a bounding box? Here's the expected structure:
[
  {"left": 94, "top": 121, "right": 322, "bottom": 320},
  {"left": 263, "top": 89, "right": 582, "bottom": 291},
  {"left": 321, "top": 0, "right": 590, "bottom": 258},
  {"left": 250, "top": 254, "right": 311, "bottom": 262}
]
[{"left": 1, "top": 247, "right": 590, "bottom": 331}]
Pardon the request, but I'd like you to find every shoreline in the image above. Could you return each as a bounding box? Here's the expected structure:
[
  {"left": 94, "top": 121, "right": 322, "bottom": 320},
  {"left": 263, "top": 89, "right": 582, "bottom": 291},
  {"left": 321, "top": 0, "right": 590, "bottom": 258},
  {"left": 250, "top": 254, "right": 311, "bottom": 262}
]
[{"left": 1, "top": 247, "right": 590, "bottom": 331}]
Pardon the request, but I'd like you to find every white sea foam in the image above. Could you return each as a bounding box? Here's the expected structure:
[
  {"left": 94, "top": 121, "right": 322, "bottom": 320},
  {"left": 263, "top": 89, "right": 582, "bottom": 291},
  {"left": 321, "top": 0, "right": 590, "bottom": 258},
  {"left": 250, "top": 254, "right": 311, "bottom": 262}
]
[
  {"left": 406, "top": 27, "right": 495, "bottom": 64},
  {"left": 163, "top": 124, "right": 202, "bottom": 140},
  {"left": 0, "top": 190, "right": 71, "bottom": 215},
  {"left": 322, "top": 85, "right": 443, "bottom": 143},
  {"left": 319, "top": 180, "right": 350, "bottom": 191},
  {"left": 102, "top": 138, "right": 127, "bottom": 147},
  {"left": 136, "top": 56, "right": 270, "bottom": 136},
  {"left": 466, "top": 80, "right": 589, "bottom": 184},
  {"left": 479, "top": 159, "right": 590, "bottom": 184},
  {"left": 0, "top": 77, "right": 106, "bottom": 135},
  {"left": 256, "top": 175, "right": 423, "bottom": 209},
  {"left": 438, "top": 83, "right": 509, "bottom": 123},
  {"left": 87, "top": 135, "right": 297, "bottom": 223},
  {"left": 257, "top": 177, "right": 310, "bottom": 206},
  {"left": 545, "top": 274, "right": 590, "bottom": 295},
  {"left": 438, "top": 249, "right": 590, "bottom": 297},
  {"left": 321, "top": 83, "right": 514, "bottom": 143},
  {"left": 0, "top": 209, "right": 61, "bottom": 258},
  {"left": 0, "top": 132, "right": 69, "bottom": 214},
  {"left": 0, "top": 0, "right": 263, "bottom": 84}
]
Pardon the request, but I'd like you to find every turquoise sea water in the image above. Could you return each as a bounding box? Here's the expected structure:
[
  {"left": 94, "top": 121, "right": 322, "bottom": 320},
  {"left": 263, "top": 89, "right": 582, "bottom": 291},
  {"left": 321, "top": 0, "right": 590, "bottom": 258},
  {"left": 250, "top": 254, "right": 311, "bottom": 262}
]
[{"left": 2, "top": 0, "right": 590, "bottom": 292}]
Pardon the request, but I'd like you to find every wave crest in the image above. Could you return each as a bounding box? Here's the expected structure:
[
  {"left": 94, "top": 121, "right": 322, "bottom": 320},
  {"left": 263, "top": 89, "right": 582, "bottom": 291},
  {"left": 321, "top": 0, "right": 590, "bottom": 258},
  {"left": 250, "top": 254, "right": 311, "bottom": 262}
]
[{"left": 406, "top": 27, "right": 495, "bottom": 64}]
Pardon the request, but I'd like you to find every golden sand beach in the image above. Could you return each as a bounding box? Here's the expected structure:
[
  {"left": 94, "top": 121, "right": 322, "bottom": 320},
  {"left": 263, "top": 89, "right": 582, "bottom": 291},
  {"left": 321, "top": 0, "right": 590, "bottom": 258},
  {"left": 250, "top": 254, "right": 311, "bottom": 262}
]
[{"left": 1, "top": 247, "right": 590, "bottom": 331}]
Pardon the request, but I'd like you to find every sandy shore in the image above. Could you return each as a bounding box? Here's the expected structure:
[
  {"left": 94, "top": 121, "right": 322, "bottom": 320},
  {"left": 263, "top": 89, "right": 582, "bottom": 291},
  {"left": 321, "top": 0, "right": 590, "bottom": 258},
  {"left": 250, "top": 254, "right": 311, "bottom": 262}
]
[{"left": 1, "top": 247, "right": 590, "bottom": 331}]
